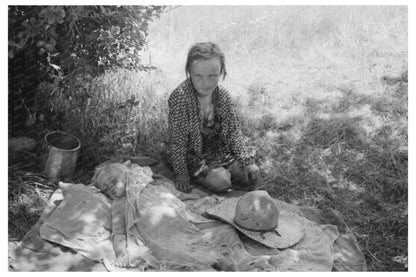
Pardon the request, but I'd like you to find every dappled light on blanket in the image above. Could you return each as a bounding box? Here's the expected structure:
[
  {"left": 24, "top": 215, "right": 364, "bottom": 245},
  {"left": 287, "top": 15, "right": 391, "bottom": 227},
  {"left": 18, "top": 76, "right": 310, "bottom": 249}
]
[
  {"left": 11, "top": 160, "right": 367, "bottom": 271},
  {"left": 148, "top": 205, "right": 179, "bottom": 226}
]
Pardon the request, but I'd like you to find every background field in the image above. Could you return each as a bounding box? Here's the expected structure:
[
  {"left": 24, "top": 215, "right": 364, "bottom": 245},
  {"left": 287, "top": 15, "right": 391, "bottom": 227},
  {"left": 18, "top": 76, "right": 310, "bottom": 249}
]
[{"left": 9, "top": 6, "right": 408, "bottom": 271}]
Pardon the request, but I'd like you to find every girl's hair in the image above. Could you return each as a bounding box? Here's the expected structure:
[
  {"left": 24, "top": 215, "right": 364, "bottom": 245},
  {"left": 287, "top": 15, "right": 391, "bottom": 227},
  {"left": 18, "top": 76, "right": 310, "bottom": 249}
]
[{"left": 185, "top": 42, "right": 227, "bottom": 80}]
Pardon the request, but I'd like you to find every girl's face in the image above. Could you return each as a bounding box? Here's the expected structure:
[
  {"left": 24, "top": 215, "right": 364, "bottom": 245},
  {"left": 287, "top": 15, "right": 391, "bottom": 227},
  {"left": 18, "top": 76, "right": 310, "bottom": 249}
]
[
  {"left": 190, "top": 57, "right": 222, "bottom": 97},
  {"left": 106, "top": 180, "right": 127, "bottom": 199}
]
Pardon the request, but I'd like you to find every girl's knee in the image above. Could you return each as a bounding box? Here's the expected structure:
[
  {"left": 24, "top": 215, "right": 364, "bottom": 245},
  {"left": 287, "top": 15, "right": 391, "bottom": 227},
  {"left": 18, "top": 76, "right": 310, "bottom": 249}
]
[
  {"left": 228, "top": 161, "right": 254, "bottom": 191},
  {"left": 202, "top": 167, "right": 231, "bottom": 192}
]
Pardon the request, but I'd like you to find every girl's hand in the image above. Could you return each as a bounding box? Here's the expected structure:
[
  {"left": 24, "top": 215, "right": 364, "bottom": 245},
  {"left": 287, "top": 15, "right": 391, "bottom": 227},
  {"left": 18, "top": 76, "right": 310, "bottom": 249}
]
[{"left": 175, "top": 174, "right": 192, "bottom": 193}]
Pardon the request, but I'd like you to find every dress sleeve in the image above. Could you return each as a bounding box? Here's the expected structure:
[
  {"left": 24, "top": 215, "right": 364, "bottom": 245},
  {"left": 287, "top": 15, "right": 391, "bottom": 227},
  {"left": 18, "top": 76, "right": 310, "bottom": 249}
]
[
  {"left": 111, "top": 198, "right": 126, "bottom": 239},
  {"left": 168, "top": 91, "right": 189, "bottom": 177},
  {"left": 222, "top": 92, "right": 254, "bottom": 166}
]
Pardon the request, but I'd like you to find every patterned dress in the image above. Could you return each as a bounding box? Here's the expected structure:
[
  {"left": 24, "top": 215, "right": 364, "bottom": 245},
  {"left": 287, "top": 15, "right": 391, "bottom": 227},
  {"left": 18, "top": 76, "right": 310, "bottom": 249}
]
[{"left": 168, "top": 78, "right": 254, "bottom": 179}]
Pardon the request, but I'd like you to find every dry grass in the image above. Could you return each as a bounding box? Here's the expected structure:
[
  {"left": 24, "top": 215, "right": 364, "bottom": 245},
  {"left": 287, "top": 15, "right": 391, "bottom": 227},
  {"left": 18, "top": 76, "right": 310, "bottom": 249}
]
[
  {"left": 8, "top": 6, "right": 407, "bottom": 271},
  {"left": 8, "top": 166, "right": 57, "bottom": 240}
]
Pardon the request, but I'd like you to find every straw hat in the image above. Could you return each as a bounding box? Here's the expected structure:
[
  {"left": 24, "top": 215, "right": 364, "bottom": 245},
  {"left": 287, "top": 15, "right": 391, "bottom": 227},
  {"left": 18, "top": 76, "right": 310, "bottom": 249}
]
[{"left": 207, "top": 190, "right": 305, "bottom": 249}]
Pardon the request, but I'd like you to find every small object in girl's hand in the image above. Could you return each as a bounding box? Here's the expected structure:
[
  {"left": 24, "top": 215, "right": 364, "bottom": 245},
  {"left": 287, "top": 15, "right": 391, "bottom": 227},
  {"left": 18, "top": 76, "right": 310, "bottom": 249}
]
[{"left": 247, "top": 172, "right": 254, "bottom": 187}]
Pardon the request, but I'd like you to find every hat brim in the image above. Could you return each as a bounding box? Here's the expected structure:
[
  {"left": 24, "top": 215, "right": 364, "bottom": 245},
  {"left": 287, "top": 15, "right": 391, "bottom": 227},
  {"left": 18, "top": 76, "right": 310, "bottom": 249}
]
[{"left": 207, "top": 197, "right": 305, "bottom": 249}]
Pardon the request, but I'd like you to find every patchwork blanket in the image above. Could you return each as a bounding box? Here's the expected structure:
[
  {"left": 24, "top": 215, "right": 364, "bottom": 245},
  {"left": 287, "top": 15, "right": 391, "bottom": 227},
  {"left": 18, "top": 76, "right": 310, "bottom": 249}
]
[{"left": 10, "top": 157, "right": 367, "bottom": 271}]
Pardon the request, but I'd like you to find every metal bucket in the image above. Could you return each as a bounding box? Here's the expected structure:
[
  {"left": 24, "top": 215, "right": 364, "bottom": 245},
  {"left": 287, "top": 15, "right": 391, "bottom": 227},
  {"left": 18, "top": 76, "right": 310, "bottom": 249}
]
[{"left": 44, "top": 131, "right": 81, "bottom": 179}]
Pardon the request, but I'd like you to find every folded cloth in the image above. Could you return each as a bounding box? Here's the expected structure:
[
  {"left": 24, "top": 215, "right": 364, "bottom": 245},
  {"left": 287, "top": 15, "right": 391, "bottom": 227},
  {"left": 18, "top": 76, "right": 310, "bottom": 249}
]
[
  {"left": 39, "top": 183, "right": 115, "bottom": 262},
  {"left": 11, "top": 187, "right": 107, "bottom": 272}
]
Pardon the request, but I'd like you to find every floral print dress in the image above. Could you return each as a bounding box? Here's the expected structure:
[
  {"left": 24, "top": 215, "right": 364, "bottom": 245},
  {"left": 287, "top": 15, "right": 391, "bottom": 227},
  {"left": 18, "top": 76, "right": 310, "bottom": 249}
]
[{"left": 167, "top": 78, "right": 254, "bottom": 179}]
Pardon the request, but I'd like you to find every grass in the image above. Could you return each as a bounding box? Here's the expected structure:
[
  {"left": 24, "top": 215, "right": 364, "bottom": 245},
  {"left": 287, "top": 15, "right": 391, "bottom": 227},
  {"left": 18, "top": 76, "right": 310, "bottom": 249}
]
[{"left": 8, "top": 6, "right": 407, "bottom": 271}]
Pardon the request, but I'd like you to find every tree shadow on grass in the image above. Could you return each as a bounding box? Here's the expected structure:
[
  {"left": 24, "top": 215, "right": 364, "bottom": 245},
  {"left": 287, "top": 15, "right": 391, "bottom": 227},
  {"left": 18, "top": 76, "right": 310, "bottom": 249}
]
[{"left": 247, "top": 81, "right": 407, "bottom": 271}]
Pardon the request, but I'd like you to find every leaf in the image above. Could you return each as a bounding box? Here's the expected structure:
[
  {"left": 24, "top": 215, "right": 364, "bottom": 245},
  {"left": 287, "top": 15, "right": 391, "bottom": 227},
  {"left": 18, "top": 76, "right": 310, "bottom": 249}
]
[
  {"left": 392, "top": 256, "right": 408, "bottom": 268},
  {"left": 48, "top": 26, "right": 57, "bottom": 37},
  {"left": 8, "top": 50, "right": 14, "bottom": 59},
  {"left": 50, "top": 63, "right": 61, "bottom": 71},
  {"left": 17, "top": 38, "right": 27, "bottom": 49},
  {"left": 25, "top": 114, "right": 36, "bottom": 127},
  {"left": 86, "top": 33, "right": 98, "bottom": 42},
  {"left": 13, "top": 104, "right": 22, "bottom": 111},
  {"left": 45, "top": 44, "right": 54, "bottom": 52},
  {"left": 47, "top": 14, "right": 55, "bottom": 25},
  {"left": 58, "top": 9, "right": 66, "bottom": 18}
]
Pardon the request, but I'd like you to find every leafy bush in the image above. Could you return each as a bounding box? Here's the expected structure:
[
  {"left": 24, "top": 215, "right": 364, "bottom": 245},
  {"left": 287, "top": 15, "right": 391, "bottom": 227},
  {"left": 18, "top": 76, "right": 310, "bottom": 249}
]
[
  {"left": 8, "top": 5, "right": 165, "bottom": 136},
  {"left": 9, "top": 6, "right": 164, "bottom": 75}
]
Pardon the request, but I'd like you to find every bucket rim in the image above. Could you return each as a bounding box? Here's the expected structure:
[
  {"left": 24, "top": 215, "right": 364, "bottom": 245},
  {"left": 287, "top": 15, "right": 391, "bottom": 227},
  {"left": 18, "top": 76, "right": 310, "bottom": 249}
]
[{"left": 45, "top": 131, "right": 81, "bottom": 152}]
